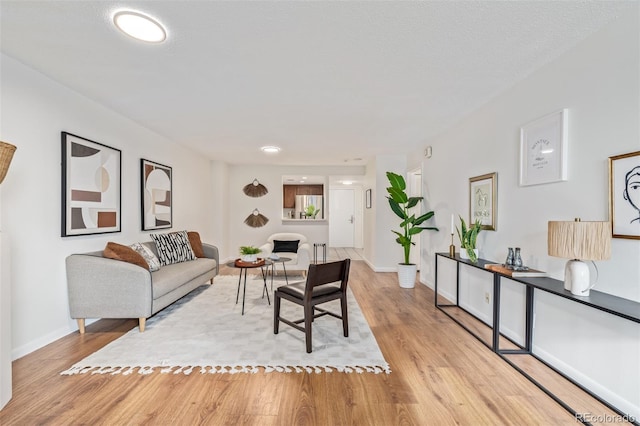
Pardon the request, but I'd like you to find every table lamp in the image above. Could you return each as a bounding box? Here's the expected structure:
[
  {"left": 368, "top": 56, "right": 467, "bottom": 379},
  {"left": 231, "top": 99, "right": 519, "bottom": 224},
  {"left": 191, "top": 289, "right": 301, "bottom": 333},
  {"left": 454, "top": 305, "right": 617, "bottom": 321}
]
[{"left": 548, "top": 218, "right": 611, "bottom": 296}]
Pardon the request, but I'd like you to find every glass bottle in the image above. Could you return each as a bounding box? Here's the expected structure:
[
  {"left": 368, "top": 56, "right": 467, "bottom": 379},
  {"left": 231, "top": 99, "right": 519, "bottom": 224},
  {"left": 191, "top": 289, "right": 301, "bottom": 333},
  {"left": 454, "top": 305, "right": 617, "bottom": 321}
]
[
  {"left": 514, "top": 247, "right": 523, "bottom": 269},
  {"left": 505, "top": 247, "right": 514, "bottom": 267}
]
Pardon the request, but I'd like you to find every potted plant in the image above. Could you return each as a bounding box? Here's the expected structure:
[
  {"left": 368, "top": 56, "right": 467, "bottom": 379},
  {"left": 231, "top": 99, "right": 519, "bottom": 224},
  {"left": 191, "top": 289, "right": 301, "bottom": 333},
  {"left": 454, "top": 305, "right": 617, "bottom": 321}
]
[
  {"left": 456, "top": 216, "right": 482, "bottom": 262},
  {"left": 305, "top": 204, "right": 320, "bottom": 219},
  {"left": 239, "top": 245, "right": 261, "bottom": 262},
  {"left": 386, "top": 171, "right": 438, "bottom": 288}
]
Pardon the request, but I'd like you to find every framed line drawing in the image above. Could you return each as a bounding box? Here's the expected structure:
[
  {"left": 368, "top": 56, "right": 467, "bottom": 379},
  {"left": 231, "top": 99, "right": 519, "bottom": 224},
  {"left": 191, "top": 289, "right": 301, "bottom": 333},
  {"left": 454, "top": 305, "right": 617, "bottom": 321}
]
[
  {"left": 365, "top": 188, "right": 372, "bottom": 209},
  {"left": 141, "top": 158, "right": 172, "bottom": 231},
  {"left": 519, "top": 109, "right": 568, "bottom": 186},
  {"left": 609, "top": 150, "right": 640, "bottom": 239},
  {"left": 61, "top": 132, "right": 121, "bottom": 237},
  {"left": 469, "top": 172, "right": 497, "bottom": 231}
]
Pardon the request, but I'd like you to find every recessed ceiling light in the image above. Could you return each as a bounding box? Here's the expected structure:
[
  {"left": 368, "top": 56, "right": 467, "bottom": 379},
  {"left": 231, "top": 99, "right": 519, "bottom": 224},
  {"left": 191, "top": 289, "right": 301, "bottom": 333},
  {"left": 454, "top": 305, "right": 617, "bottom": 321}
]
[
  {"left": 342, "top": 180, "right": 353, "bottom": 185},
  {"left": 113, "top": 11, "right": 167, "bottom": 43},
  {"left": 261, "top": 146, "right": 281, "bottom": 153}
]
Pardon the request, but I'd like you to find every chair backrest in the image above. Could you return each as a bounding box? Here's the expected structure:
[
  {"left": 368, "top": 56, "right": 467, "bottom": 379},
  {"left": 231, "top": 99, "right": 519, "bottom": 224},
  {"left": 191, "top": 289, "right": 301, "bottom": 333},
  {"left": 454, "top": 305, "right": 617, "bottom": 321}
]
[{"left": 304, "top": 259, "right": 351, "bottom": 299}]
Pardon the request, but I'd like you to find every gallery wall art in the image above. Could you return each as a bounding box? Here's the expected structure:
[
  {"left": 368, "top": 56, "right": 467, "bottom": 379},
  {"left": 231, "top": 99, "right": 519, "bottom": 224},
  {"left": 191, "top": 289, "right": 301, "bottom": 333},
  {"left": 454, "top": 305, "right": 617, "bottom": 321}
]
[
  {"left": 609, "top": 150, "right": 640, "bottom": 239},
  {"left": 61, "top": 132, "right": 121, "bottom": 237},
  {"left": 141, "top": 158, "right": 172, "bottom": 231}
]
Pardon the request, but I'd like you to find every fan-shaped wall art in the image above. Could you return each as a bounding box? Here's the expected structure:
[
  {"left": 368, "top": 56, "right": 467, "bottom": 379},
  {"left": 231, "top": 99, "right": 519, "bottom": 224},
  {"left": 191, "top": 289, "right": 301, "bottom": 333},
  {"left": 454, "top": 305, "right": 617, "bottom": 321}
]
[
  {"left": 243, "top": 178, "right": 268, "bottom": 197},
  {"left": 244, "top": 208, "right": 269, "bottom": 228}
]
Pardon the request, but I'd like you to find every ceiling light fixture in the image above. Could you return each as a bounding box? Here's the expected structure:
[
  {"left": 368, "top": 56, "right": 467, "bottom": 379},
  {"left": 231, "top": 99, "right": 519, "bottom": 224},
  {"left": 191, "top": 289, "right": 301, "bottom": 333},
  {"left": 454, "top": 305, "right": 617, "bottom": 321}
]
[
  {"left": 113, "top": 11, "right": 167, "bottom": 43},
  {"left": 342, "top": 181, "right": 353, "bottom": 185},
  {"left": 261, "top": 146, "right": 281, "bottom": 153}
]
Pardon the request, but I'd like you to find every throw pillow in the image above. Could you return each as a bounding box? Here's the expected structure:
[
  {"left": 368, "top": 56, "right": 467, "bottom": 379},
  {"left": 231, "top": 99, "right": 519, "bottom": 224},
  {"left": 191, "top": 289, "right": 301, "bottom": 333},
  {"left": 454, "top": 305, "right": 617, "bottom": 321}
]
[
  {"left": 187, "top": 231, "right": 205, "bottom": 258},
  {"left": 150, "top": 231, "right": 196, "bottom": 266},
  {"left": 272, "top": 239, "right": 299, "bottom": 253},
  {"left": 103, "top": 242, "right": 149, "bottom": 270},
  {"left": 129, "top": 242, "right": 161, "bottom": 272}
]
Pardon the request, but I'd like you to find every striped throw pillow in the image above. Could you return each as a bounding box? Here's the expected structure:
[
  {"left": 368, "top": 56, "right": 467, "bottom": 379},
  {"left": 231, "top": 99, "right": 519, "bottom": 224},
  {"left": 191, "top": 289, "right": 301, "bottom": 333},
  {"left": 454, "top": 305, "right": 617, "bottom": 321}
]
[{"left": 150, "top": 231, "right": 196, "bottom": 266}]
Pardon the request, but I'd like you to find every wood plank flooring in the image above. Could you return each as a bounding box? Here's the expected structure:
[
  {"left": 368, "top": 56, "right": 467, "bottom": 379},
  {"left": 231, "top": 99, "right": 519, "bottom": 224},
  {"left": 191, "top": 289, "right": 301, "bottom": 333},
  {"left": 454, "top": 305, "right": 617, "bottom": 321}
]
[{"left": 0, "top": 261, "right": 621, "bottom": 425}]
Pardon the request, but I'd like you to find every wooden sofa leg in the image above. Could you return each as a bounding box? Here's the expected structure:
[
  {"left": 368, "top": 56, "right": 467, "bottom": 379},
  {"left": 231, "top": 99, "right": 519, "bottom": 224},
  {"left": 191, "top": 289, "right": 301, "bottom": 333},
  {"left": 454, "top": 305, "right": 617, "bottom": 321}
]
[
  {"left": 139, "top": 317, "right": 146, "bottom": 332},
  {"left": 77, "top": 319, "right": 85, "bottom": 334}
]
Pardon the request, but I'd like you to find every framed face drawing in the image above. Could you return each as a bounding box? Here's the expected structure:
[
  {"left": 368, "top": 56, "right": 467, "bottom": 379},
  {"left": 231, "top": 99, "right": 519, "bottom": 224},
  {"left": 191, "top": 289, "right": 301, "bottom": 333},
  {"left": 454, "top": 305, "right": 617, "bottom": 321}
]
[
  {"left": 469, "top": 172, "right": 497, "bottom": 231},
  {"left": 609, "top": 151, "right": 640, "bottom": 239}
]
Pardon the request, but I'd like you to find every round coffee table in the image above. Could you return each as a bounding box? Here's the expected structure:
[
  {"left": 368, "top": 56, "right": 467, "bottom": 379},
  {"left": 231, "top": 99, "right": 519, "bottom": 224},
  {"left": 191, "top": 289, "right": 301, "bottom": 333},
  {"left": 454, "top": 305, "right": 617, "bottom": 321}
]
[
  {"left": 227, "top": 258, "right": 272, "bottom": 315},
  {"left": 267, "top": 256, "right": 292, "bottom": 289}
]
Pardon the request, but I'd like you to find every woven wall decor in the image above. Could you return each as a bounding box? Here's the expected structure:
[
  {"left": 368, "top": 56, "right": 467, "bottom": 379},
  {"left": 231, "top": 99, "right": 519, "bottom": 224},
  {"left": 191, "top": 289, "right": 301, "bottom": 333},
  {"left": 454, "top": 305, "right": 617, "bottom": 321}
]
[
  {"left": 243, "top": 178, "right": 268, "bottom": 197},
  {"left": 0, "top": 141, "right": 17, "bottom": 184},
  {"left": 244, "top": 208, "right": 269, "bottom": 228}
]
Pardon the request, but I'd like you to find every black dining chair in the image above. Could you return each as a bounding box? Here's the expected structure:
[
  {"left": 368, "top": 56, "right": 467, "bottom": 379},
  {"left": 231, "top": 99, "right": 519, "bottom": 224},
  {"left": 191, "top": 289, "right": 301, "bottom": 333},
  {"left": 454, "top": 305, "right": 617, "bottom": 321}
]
[{"left": 273, "top": 259, "right": 351, "bottom": 353}]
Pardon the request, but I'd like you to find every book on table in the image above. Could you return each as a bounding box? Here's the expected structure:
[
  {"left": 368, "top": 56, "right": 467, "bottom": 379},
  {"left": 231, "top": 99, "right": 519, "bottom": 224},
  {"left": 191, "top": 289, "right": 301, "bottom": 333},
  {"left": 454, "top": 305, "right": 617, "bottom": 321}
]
[{"left": 484, "top": 263, "right": 548, "bottom": 278}]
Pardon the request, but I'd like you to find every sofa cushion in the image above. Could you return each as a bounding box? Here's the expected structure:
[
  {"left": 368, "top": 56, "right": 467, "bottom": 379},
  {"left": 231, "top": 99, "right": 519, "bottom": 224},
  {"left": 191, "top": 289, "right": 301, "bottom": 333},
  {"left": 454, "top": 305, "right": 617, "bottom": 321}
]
[
  {"left": 151, "top": 231, "right": 196, "bottom": 266},
  {"left": 129, "top": 242, "right": 161, "bottom": 272},
  {"left": 103, "top": 242, "right": 149, "bottom": 270},
  {"left": 273, "top": 239, "right": 299, "bottom": 253},
  {"left": 151, "top": 258, "right": 217, "bottom": 299},
  {"left": 188, "top": 231, "right": 205, "bottom": 258}
]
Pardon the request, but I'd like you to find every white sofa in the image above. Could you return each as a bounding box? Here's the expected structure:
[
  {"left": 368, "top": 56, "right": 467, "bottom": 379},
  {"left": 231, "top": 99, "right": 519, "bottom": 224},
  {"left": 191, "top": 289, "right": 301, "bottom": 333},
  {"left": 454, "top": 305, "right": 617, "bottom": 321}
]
[{"left": 259, "top": 233, "right": 311, "bottom": 274}]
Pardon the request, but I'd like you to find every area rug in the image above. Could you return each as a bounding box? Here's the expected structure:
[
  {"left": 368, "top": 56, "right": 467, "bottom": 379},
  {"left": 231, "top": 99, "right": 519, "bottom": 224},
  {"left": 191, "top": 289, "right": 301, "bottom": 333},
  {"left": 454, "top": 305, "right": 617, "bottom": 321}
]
[{"left": 61, "top": 275, "right": 390, "bottom": 375}]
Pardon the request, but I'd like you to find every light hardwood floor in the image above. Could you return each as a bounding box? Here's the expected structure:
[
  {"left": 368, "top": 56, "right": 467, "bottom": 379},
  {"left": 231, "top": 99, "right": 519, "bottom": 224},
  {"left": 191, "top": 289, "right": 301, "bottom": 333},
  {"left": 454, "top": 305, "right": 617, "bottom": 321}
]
[{"left": 0, "top": 261, "right": 622, "bottom": 425}]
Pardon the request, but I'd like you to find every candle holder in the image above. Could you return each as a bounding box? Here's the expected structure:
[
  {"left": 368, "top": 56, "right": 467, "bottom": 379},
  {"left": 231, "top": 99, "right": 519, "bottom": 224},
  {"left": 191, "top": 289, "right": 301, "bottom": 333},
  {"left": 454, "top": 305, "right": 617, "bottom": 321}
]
[{"left": 449, "top": 233, "right": 455, "bottom": 257}]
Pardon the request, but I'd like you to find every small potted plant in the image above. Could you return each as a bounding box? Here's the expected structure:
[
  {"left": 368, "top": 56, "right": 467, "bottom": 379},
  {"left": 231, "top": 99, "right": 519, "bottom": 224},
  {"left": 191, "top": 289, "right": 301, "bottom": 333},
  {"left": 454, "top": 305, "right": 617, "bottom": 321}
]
[
  {"left": 456, "top": 216, "right": 482, "bottom": 262},
  {"left": 239, "top": 246, "right": 261, "bottom": 262}
]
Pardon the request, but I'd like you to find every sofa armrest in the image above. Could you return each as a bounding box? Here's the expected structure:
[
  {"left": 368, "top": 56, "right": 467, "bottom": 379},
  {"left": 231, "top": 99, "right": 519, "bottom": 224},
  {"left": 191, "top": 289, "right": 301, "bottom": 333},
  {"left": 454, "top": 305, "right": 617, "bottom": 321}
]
[
  {"left": 201, "top": 243, "right": 219, "bottom": 274},
  {"left": 258, "top": 243, "right": 272, "bottom": 257},
  {"left": 66, "top": 254, "right": 153, "bottom": 319},
  {"left": 297, "top": 243, "right": 311, "bottom": 269}
]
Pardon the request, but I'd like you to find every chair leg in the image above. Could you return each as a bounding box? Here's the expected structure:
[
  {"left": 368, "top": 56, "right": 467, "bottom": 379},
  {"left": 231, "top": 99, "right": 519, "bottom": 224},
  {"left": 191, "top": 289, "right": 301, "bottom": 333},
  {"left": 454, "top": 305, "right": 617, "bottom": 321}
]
[
  {"left": 304, "top": 303, "right": 313, "bottom": 353},
  {"left": 274, "top": 293, "right": 281, "bottom": 334},
  {"left": 341, "top": 296, "right": 349, "bottom": 337}
]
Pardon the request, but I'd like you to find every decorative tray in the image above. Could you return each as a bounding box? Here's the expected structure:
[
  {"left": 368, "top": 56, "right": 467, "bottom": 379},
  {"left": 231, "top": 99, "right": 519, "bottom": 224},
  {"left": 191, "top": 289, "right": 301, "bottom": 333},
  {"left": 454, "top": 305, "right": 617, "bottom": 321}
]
[{"left": 234, "top": 258, "right": 266, "bottom": 267}]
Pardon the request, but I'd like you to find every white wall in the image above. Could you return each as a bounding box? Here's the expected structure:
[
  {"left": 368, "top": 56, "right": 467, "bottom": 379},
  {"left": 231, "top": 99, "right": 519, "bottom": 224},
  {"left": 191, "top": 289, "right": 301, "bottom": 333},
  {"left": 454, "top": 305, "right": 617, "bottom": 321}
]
[
  {"left": 421, "top": 12, "right": 639, "bottom": 418},
  {"left": 0, "top": 54, "right": 215, "bottom": 358}
]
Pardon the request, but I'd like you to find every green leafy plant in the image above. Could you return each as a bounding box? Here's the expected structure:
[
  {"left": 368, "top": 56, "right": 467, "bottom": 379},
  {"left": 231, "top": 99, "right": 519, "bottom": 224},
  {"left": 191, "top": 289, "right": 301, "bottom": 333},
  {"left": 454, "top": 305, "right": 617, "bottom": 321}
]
[
  {"left": 456, "top": 216, "right": 482, "bottom": 262},
  {"left": 239, "top": 245, "right": 261, "bottom": 255},
  {"left": 305, "top": 204, "right": 319, "bottom": 219},
  {"left": 386, "top": 171, "right": 438, "bottom": 265}
]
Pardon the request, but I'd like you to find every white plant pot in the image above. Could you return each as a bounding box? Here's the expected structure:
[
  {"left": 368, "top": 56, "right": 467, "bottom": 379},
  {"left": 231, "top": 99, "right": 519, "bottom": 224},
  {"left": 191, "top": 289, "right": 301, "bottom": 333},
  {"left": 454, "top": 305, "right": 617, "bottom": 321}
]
[
  {"left": 459, "top": 248, "right": 478, "bottom": 260},
  {"left": 397, "top": 264, "right": 417, "bottom": 288},
  {"left": 241, "top": 254, "right": 258, "bottom": 262}
]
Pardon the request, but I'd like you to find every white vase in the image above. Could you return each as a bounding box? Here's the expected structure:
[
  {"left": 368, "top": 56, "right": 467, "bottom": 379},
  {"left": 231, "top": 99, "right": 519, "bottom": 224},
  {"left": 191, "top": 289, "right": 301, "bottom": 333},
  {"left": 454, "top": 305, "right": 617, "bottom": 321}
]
[
  {"left": 459, "top": 248, "right": 478, "bottom": 261},
  {"left": 241, "top": 254, "right": 258, "bottom": 262},
  {"left": 397, "top": 264, "right": 417, "bottom": 288}
]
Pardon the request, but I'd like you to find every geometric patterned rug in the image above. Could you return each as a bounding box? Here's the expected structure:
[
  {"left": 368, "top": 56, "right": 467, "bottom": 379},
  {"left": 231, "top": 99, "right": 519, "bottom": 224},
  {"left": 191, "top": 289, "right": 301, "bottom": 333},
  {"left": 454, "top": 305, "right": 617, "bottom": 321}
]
[{"left": 61, "top": 275, "right": 390, "bottom": 375}]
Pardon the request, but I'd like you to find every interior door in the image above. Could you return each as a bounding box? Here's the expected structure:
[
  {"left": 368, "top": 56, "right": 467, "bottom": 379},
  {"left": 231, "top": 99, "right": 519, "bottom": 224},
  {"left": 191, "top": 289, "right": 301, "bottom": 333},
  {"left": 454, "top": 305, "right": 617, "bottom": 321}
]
[
  {"left": 408, "top": 169, "right": 422, "bottom": 268},
  {"left": 329, "top": 189, "right": 355, "bottom": 247}
]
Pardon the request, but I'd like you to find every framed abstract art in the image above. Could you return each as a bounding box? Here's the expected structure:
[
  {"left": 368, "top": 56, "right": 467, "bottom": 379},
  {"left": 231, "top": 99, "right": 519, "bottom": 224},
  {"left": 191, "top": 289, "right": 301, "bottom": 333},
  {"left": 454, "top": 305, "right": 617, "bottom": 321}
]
[
  {"left": 141, "top": 158, "right": 173, "bottom": 231},
  {"left": 609, "top": 150, "right": 640, "bottom": 239},
  {"left": 61, "top": 132, "right": 121, "bottom": 237}
]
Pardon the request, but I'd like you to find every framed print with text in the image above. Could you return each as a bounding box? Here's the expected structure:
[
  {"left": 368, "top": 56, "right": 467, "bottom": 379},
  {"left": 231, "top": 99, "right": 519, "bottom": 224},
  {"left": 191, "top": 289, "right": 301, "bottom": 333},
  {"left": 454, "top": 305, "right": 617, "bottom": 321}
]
[
  {"left": 141, "top": 158, "right": 173, "bottom": 231},
  {"left": 609, "top": 150, "right": 640, "bottom": 239},
  {"left": 469, "top": 172, "right": 497, "bottom": 231},
  {"left": 61, "top": 132, "right": 121, "bottom": 237},
  {"left": 519, "top": 109, "right": 568, "bottom": 186}
]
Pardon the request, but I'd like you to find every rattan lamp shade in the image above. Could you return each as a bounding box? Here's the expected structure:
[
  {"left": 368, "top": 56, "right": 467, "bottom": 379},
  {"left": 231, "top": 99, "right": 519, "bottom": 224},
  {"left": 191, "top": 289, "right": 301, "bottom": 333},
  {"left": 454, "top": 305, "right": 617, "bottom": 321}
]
[
  {"left": 0, "top": 141, "right": 17, "bottom": 184},
  {"left": 548, "top": 219, "right": 611, "bottom": 261}
]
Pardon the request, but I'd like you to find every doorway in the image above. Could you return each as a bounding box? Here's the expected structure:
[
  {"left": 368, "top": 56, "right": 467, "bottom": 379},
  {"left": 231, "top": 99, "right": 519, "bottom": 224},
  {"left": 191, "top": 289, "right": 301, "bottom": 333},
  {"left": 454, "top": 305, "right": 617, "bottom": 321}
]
[{"left": 407, "top": 168, "right": 422, "bottom": 269}]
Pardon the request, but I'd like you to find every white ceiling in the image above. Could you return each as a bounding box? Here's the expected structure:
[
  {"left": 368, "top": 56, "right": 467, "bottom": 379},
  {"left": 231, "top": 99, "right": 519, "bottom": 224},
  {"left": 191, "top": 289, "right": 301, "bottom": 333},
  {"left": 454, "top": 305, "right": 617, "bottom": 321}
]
[{"left": 0, "top": 1, "right": 633, "bottom": 166}]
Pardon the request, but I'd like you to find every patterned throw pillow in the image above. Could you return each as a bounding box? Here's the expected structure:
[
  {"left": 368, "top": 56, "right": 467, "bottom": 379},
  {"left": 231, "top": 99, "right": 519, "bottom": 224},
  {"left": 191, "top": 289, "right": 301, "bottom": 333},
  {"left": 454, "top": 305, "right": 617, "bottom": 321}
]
[
  {"left": 129, "top": 242, "right": 161, "bottom": 272},
  {"left": 150, "top": 231, "right": 196, "bottom": 266}
]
